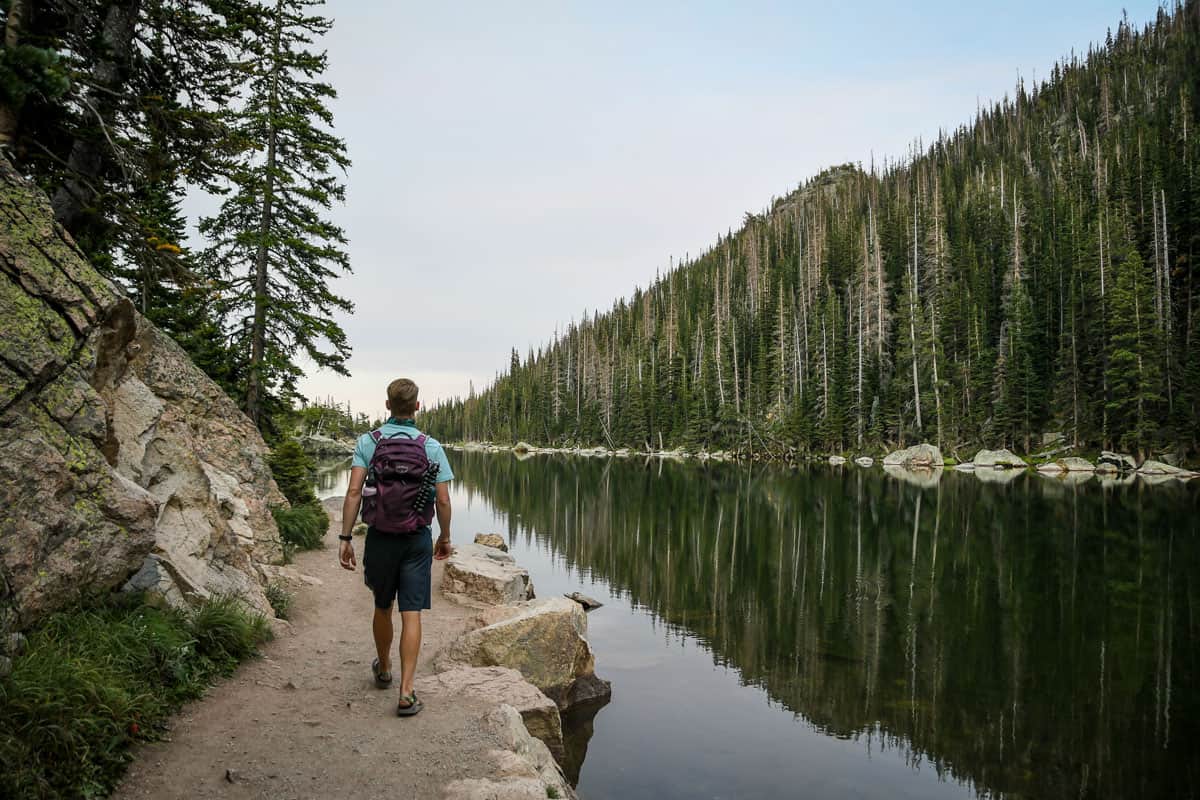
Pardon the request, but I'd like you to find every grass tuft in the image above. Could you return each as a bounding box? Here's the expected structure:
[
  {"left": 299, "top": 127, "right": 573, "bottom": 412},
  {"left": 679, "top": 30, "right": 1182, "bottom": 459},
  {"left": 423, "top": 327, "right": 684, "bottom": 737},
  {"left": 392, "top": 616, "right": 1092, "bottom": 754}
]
[
  {"left": 264, "top": 582, "right": 294, "bottom": 620},
  {"left": 0, "top": 595, "right": 270, "bottom": 799}
]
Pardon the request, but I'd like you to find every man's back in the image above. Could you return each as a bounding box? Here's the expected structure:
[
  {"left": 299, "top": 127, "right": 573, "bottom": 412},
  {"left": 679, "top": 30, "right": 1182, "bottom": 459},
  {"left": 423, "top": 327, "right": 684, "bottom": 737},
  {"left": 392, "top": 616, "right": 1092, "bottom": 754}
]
[{"left": 352, "top": 418, "right": 454, "bottom": 483}]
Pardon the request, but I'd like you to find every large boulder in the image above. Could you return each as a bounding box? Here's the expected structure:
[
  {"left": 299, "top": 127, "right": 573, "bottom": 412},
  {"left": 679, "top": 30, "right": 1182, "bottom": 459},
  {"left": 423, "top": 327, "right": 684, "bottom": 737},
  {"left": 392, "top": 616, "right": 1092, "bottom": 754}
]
[
  {"left": 827, "top": 455, "right": 847, "bottom": 465},
  {"left": 1098, "top": 451, "right": 1137, "bottom": 472},
  {"left": 1137, "top": 460, "right": 1196, "bottom": 478},
  {"left": 882, "top": 443, "right": 943, "bottom": 468},
  {"left": 419, "top": 667, "right": 563, "bottom": 760},
  {"left": 0, "top": 156, "right": 283, "bottom": 628},
  {"left": 1036, "top": 457, "right": 1095, "bottom": 473},
  {"left": 438, "top": 597, "right": 611, "bottom": 710},
  {"left": 442, "top": 704, "right": 574, "bottom": 800},
  {"left": 972, "top": 448, "right": 1028, "bottom": 469},
  {"left": 854, "top": 456, "right": 874, "bottom": 467},
  {"left": 443, "top": 543, "right": 535, "bottom": 605}
]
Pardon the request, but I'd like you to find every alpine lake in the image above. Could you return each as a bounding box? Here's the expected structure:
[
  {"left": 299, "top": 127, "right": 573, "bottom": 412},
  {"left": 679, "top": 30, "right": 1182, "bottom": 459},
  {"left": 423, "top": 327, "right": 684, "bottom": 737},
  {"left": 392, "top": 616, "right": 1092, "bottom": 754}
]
[{"left": 313, "top": 450, "right": 1200, "bottom": 800}]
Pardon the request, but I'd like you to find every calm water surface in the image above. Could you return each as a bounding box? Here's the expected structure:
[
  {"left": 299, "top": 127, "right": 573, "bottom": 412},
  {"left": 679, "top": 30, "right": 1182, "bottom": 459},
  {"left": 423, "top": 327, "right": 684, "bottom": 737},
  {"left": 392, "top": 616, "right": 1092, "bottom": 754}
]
[{"left": 319, "top": 451, "right": 1200, "bottom": 799}]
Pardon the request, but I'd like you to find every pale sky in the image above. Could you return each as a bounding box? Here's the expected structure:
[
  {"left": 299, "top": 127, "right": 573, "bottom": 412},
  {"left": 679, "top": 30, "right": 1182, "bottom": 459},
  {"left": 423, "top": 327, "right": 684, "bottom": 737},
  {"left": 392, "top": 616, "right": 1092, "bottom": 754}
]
[{"left": 287, "top": 0, "right": 1163, "bottom": 419}]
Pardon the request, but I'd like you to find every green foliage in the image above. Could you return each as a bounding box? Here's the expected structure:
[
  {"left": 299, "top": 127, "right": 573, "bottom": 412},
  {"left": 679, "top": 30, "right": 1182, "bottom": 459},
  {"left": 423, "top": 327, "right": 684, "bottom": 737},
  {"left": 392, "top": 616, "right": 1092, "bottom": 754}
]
[
  {"left": 0, "top": 596, "right": 269, "bottom": 799},
  {"left": 269, "top": 436, "right": 319, "bottom": 506},
  {"left": 272, "top": 503, "right": 327, "bottom": 552},
  {"left": 264, "top": 582, "right": 294, "bottom": 620},
  {"left": 424, "top": 5, "right": 1200, "bottom": 460}
]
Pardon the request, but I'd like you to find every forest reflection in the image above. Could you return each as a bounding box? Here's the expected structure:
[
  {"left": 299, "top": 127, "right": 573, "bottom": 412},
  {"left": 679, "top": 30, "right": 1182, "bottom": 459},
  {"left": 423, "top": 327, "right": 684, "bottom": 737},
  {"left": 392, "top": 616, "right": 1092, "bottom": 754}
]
[{"left": 455, "top": 451, "right": 1199, "bottom": 799}]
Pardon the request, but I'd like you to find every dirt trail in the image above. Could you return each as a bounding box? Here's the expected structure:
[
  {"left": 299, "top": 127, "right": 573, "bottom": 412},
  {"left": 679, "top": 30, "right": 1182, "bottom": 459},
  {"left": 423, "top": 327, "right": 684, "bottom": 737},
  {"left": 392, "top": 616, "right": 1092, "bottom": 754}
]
[{"left": 117, "top": 501, "right": 506, "bottom": 800}]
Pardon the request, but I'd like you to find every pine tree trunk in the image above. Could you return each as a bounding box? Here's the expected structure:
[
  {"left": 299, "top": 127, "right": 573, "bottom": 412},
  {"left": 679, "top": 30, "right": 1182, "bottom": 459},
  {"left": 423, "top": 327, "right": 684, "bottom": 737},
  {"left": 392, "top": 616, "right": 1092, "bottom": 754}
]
[{"left": 245, "top": 0, "right": 284, "bottom": 426}]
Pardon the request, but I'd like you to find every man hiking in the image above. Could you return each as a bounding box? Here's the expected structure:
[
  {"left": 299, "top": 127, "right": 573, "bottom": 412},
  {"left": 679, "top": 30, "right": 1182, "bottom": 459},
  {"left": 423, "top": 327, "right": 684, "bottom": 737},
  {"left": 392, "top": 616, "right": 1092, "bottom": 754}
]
[{"left": 338, "top": 378, "right": 454, "bottom": 716}]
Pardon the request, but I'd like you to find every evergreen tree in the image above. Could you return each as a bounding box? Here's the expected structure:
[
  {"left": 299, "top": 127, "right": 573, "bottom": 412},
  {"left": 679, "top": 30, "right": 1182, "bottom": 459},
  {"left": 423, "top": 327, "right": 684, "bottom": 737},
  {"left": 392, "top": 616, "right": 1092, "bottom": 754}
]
[
  {"left": 199, "top": 0, "right": 352, "bottom": 430},
  {"left": 1105, "top": 244, "right": 1164, "bottom": 453}
]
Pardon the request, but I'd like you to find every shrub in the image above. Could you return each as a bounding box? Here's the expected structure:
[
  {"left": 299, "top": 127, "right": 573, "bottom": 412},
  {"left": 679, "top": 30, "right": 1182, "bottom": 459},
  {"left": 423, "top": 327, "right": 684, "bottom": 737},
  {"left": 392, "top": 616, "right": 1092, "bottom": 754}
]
[
  {"left": 0, "top": 596, "right": 270, "bottom": 799},
  {"left": 272, "top": 503, "right": 328, "bottom": 552}
]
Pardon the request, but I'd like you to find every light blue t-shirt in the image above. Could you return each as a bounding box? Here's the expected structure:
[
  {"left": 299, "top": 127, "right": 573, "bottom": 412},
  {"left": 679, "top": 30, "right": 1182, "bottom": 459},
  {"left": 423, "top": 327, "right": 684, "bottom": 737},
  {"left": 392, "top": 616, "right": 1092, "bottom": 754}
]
[{"left": 352, "top": 418, "right": 454, "bottom": 483}]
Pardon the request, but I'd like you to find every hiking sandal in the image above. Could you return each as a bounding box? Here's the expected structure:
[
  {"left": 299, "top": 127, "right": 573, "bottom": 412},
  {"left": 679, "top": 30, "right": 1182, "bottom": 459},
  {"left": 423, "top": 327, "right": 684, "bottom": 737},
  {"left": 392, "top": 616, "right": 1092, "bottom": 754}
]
[
  {"left": 396, "top": 691, "right": 423, "bottom": 717},
  {"left": 371, "top": 658, "right": 392, "bottom": 690}
]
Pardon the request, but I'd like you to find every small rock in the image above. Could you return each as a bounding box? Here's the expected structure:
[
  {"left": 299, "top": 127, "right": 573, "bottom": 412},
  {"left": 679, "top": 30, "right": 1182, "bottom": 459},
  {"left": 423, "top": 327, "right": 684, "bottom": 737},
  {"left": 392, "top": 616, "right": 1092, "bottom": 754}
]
[
  {"left": 854, "top": 456, "right": 874, "bottom": 467},
  {"left": 828, "top": 455, "right": 847, "bottom": 465},
  {"left": 565, "top": 592, "right": 603, "bottom": 611},
  {"left": 225, "top": 768, "right": 239, "bottom": 783},
  {"left": 284, "top": 679, "right": 300, "bottom": 690},
  {"left": 6, "top": 632, "right": 27, "bottom": 657},
  {"left": 474, "top": 533, "right": 508, "bottom": 552}
]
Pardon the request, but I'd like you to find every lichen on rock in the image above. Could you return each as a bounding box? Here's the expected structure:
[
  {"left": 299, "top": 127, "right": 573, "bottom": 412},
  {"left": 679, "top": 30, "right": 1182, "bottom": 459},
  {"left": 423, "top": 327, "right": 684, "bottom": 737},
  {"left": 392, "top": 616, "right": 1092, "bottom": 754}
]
[{"left": 0, "top": 156, "right": 285, "bottom": 627}]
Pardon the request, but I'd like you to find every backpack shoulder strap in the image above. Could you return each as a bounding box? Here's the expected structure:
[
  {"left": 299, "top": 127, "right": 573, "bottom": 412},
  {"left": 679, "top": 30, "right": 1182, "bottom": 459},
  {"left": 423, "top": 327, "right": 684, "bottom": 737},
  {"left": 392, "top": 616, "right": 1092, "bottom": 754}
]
[
  {"left": 370, "top": 429, "right": 383, "bottom": 443},
  {"left": 416, "top": 434, "right": 428, "bottom": 446}
]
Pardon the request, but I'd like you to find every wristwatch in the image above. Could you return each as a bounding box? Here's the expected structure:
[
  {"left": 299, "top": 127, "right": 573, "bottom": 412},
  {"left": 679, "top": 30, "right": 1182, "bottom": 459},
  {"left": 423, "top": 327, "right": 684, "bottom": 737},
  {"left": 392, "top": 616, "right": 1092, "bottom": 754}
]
[{"left": 338, "top": 534, "right": 353, "bottom": 542}]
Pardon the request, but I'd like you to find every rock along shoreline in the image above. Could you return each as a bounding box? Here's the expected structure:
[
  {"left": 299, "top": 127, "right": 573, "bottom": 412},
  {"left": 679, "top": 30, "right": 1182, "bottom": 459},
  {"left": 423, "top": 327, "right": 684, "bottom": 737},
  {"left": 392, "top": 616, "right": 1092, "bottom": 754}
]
[
  {"left": 447, "top": 441, "right": 1198, "bottom": 487},
  {"left": 425, "top": 536, "right": 612, "bottom": 799}
]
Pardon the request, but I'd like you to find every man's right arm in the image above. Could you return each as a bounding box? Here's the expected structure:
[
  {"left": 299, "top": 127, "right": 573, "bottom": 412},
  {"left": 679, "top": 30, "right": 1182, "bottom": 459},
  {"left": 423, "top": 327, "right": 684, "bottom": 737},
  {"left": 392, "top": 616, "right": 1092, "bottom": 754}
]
[
  {"left": 433, "top": 482, "right": 452, "bottom": 560},
  {"left": 339, "top": 466, "right": 367, "bottom": 570}
]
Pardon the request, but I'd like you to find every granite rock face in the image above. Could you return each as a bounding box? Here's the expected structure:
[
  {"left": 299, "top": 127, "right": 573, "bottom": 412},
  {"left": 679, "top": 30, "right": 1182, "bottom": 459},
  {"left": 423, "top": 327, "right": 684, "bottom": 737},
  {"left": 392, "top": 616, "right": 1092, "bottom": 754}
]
[{"left": 0, "top": 156, "right": 284, "bottom": 628}]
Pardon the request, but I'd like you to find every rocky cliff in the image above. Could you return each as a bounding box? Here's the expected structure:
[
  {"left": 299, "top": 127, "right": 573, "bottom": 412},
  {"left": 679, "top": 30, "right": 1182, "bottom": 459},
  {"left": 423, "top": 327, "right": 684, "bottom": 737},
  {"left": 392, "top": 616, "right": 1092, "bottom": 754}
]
[{"left": 0, "top": 156, "right": 284, "bottom": 630}]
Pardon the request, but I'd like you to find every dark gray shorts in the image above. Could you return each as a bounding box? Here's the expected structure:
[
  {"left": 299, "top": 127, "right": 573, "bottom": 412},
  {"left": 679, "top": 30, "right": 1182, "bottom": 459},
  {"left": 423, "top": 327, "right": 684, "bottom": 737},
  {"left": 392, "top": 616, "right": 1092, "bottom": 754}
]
[{"left": 362, "top": 526, "right": 433, "bottom": 612}]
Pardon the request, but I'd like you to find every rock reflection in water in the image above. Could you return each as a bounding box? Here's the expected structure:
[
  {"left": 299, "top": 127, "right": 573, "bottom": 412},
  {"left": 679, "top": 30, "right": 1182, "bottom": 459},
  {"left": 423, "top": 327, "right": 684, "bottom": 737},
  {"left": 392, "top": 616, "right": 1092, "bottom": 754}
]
[{"left": 559, "top": 697, "right": 607, "bottom": 786}]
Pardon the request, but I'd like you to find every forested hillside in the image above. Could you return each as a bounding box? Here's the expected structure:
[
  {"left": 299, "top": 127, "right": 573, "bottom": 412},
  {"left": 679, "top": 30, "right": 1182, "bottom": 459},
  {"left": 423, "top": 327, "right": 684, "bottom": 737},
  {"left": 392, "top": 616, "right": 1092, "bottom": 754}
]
[{"left": 426, "top": 3, "right": 1200, "bottom": 459}]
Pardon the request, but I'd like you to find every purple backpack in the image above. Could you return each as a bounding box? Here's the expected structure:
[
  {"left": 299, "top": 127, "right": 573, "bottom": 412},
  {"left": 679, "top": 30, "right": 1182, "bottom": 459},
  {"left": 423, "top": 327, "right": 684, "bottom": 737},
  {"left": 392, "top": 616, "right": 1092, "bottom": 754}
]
[{"left": 361, "top": 430, "right": 439, "bottom": 533}]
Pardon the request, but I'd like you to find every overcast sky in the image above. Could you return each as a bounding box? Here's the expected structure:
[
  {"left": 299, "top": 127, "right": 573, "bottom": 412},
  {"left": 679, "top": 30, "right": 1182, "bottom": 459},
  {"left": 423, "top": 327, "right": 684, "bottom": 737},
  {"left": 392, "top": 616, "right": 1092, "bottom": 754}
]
[{"left": 289, "top": 0, "right": 1162, "bottom": 420}]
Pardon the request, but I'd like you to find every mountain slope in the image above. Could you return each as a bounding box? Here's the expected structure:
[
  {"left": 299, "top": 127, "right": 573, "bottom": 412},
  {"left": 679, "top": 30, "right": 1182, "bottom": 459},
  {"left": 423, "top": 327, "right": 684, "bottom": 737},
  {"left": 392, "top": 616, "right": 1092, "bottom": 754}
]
[{"left": 427, "top": 2, "right": 1200, "bottom": 459}]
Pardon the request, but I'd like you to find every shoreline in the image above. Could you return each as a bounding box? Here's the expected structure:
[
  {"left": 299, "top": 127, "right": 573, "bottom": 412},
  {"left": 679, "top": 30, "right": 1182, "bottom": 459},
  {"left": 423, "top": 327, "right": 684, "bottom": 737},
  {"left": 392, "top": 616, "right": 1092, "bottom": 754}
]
[{"left": 445, "top": 441, "right": 1199, "bottom": 485}]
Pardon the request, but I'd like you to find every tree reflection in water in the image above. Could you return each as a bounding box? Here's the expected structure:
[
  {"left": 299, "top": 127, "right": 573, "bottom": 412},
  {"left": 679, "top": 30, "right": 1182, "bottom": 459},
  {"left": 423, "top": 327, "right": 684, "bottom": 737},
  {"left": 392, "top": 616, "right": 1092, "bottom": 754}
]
[{"left": 455, "top": 450, "right": 1200, "bottom": 799}]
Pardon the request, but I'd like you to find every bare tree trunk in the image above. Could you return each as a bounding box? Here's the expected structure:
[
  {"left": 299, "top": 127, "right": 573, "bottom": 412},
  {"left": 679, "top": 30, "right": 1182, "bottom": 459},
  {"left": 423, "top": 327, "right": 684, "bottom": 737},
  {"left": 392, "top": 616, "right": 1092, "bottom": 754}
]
[
  {"left": 909, "top": 203, "right": 923, "bottom": 432},
  {"left": 1162, "top": 188, "right": 1173, "bottom": 411}
]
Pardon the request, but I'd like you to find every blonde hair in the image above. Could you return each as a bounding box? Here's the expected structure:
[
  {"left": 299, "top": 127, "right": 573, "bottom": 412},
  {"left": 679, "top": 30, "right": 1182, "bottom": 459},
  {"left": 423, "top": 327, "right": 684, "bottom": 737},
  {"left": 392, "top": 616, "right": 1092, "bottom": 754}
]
[{"left": 387, "top": 378, "right": 419, "bottom": 416}]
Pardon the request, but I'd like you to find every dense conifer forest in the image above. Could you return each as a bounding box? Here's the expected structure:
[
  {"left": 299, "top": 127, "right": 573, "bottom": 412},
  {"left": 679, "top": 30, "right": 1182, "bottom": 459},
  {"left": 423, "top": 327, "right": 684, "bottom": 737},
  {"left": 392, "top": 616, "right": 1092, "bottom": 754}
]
[{"left": 426, "top": 3, "right": 1200, "bottom": 460}]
